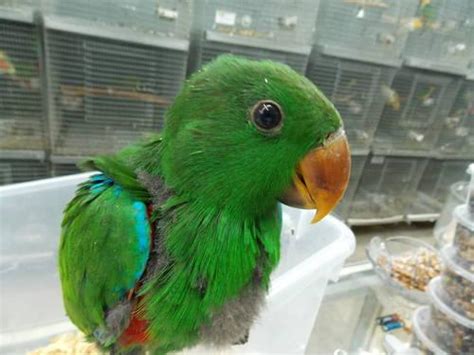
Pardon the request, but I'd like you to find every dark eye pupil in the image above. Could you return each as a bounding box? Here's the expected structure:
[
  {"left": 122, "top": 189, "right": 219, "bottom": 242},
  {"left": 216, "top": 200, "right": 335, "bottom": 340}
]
[{"left": 253, "top": 102, "right": 282, "bottom": 130}]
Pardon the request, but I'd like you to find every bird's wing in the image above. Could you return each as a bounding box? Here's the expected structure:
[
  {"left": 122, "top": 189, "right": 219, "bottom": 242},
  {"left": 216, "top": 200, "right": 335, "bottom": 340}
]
[{"left": 59, "top": 159, "right": 152, "bottom": 345}]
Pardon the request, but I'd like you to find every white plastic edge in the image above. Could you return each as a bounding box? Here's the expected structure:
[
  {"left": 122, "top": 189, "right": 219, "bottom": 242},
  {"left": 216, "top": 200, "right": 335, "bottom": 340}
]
[
  {"left": 0, "top": 172, "right": 95, "bottom": 197},
  {"left": 428, "top": 277, "right": 474, "bottom": 330},
  {"left": 268, "top": 215, "right": 355, "bottom": 298},
  {"left": 441, "top": 245, "right": 474, "bottom": 283},
  {"left": 411, "top": 306, "right": 448, "bottom": 355}
]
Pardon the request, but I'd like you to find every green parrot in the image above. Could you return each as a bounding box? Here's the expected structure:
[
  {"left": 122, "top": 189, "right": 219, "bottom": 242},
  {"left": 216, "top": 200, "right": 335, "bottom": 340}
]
[{"left": 58, "top": 55, "right": 351, "bottom": 354}]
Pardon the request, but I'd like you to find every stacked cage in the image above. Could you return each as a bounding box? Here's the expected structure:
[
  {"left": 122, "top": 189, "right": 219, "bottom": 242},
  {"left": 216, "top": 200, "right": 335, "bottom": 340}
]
[
  {"left": 0, "top": 1, "right": 49, "bottom": 185},
  {"left": 348, "top": 155, "right": 428, "bottom": 224},
  {"left": 313, "top": 0, "right": 418, "bottom": 66},
  {"left": 408, "top": 159, "right": 472, "bottom": 221},
  {"left": 308, "top": 1, "right": 425, "bottom": 223},
  {"left": 334, "top": 153, "right": 367, "bottom": 221},
  {"left": 49, "top": 156, "right": 81, "bottom": 177},
  {"left": 403, "top": 0, "right": 473, "bottom": 76},
  {"left": 190, "top": 0, "right": 319, "bottom": 74},
  {"left": 306, "top": 54, "right": 396, "bottom": 151},
  {"left": 0, "top": 150, "right": 48, "bottom": 185},
  {"left": 42, "top": 0, "right": 191, "bottom": 159},
  {"left": 373, "top": 68, "right": 461, "bottom": 155},
  {"left": 411, "top": 165, "right": 474, "bottom": 354},
  {"left": 435, "top": 79, "right": 474, "bottom": 158}
]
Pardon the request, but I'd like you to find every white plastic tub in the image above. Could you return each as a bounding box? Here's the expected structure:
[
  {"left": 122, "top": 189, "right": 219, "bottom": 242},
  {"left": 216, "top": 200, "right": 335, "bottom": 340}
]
[{"left": 0, "top": 174, "right": 355, "bottom": 354}]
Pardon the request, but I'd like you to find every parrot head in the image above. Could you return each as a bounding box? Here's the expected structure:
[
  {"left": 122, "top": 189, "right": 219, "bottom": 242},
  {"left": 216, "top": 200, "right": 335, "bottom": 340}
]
[{"left": 161, "top": 55, "right": 350, "bottom": 222}]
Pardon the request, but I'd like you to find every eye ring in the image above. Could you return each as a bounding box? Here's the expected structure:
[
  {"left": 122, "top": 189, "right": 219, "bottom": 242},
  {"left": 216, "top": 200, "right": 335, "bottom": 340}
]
[{"left": 250, "top": 100, "right": 284, "bottom": 135}]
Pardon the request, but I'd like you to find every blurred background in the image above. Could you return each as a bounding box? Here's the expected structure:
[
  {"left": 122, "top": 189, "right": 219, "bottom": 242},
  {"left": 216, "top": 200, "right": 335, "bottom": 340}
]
[{"left": 0, "top": 0, "right": 473, "bottom": 224}]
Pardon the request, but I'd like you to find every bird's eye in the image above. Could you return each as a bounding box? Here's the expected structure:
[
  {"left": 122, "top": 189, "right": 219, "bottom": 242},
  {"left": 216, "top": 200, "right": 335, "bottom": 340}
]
[{"left": 250, "top": 100, "right": 283, "bottom": 134}]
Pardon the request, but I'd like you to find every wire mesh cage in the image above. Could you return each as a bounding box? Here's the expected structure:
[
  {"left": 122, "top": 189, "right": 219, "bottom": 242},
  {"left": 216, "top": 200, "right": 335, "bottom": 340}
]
[
  {"left": 372, "top": 68, "right": 461, "bottom": 154},
  {"left": 334, "top": 153, "right": 368, "bottom": 220},
  {"left": 409, "top": 158, "right": 471, "bottom": 218},
  {"left": 306, "top": 53, "right": 396, "bottom": 150},
  {"left": 403, "top": 0, "right": 474, "bottom": 76},
  {"left": 44, "top": 23, "right": 188, "bottom": 157},
  {"left": 0, "top": 5, "right": 45, "bottom": 151},
  {"left": 313, "top": 0, "right": 418, "bottom": 66},
  {"left": 190, "top": 0, "right": 319, "bottom": 73},
  {"left": 435, "top": 79, "right": 474, "bottom": 158},
  {"left": 41, "top": 0, "right": 193, "bottom": 39},
  {"left": 50, "top": 156, "right": 81, "bottom": 177},
  {"left": 348, "top": 155, "right": 428, "bottom": 222},
  {"left": 0, "top": 151, "right": 48, "bottom": 185},
  {"left": 198, "top": 35, "right": 310, "bottom": 73}
]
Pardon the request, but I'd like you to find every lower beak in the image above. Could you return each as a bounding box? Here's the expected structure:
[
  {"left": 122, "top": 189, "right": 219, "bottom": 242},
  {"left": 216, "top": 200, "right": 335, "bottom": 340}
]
[{"left": 279, "top": 129, "right": 351, "bottom": 223}]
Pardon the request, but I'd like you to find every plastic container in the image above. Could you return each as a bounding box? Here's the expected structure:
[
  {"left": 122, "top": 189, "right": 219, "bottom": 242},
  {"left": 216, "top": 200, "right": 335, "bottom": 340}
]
[
  {"left": 366, "top": 236, "right": 441, "bottom": 304},
  {"left": 411, "top": 306, "right": 447, "bottom": 355},
  {"left": 439, "top": 246, "right": 474, "bottom": 320},
  {"left": 434, "top": 181, "right": 468, "bottom": 246},
  {"left": 0, "top": 174, "right": 355, "bottom": 354},
  {"left": 452, "top": 205, "right": 474, "bottom": 266},
  {"left": 428, "top": 277, "right": 474, "bottom": 354}
]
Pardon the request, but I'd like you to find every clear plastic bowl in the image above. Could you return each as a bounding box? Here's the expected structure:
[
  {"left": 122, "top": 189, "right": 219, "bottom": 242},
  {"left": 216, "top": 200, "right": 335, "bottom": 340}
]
[
  {"left": 440, "top": 246, "right": 474, "bottom": 320},
  {"left": 411, "top": 306, "right": 447, "bottom": 355},
  {"left": 428, "top": 277, "right": 474, "bottom": 354},
  {"left": 366, "top": 236, "right": 441, "bottom": 304},
  {"left": 434, "top": 181, "right": 468, "bottom": 246},
  {"left": 452, "top": 205, "right": 474, "bottom": 267}
]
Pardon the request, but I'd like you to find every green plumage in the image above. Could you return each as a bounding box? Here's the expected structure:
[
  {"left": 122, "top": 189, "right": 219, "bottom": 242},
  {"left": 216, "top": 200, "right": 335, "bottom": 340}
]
[{"left": 58, "top": 55, "right": 342, "bottom": 353}]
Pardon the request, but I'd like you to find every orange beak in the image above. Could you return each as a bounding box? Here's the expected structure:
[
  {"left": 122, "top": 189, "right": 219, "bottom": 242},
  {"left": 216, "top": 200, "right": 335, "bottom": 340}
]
[{"left": 279, "top": 129, "right": 351, "bottom": 223}]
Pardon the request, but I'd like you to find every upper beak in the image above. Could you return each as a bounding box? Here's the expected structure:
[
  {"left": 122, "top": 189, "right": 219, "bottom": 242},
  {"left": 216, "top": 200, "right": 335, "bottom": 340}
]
[{"left": 279, "top": 128, "right": 351, "bottom": 223}]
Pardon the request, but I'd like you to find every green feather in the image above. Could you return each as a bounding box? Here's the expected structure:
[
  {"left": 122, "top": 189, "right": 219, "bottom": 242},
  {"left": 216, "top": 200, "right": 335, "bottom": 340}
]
[{"left": 59, "top": 175, "right": 151, "bottom": 336}]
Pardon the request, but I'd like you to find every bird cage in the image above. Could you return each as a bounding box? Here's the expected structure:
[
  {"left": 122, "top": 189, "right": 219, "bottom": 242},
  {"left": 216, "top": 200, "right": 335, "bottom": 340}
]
[
  {"left": 404, "top": 0, "right": 473, "bottom": 76},
  {"left": 313, "top": 0, "right": 418, "bottom": 66},
  {"left": 41, "top": 0, "right": 193, "bottom": 39},
  {"left": 197, "top": 35, "right": 310, "bottom": 74},
  {"left": 306, "top": 53, "right": 396, "bottom": 150},
  {"left": 0, "top": 151, "right": 48, "bottom": 185},
  {"left": 348, "top": 155, "right": 428, "bottom": 223},
  {"left": 334, "top": 153, "right": 368, "bottom": 220},
  {"left": 50, "top": 156, "right": 81, "bottom": 177},
  {"left": 0, "top": 4, "right": 46, "bottom": 152},
  {"left": 414, "top": 158, "right": 471, "bottom": 212},
  {"left": 436, "top": 79, "right": 474, "bottom": 158},
  {"left": 373, "top": 68, "right": 461, "bottom": 154},
  {"left": 190, "top": 0, "right": 319, "bottom": 73},
  {"left": 43, "top": 19, "right": 189, "bottom": 157}
]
